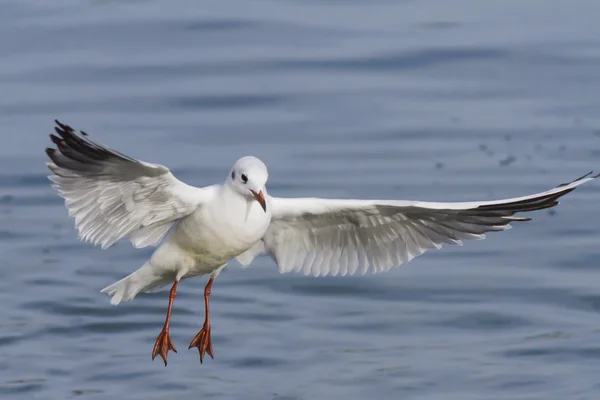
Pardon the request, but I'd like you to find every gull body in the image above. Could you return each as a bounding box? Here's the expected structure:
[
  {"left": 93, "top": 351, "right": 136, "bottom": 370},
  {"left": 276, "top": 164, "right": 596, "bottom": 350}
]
[
  {"left": 103, "top": 158, "right": 272, "bottom": 305},
  {"left": 45, "top": 120, "right": 598, "bottom": 366}
]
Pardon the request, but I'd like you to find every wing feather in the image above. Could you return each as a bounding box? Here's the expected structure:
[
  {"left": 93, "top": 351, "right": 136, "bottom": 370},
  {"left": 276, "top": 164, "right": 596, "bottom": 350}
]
[
  {"left": 247, "top": 172, "right": 597, "bottom": 276},
  {"left": 46, "top": 120, "right": 211, "bottom": 249}
]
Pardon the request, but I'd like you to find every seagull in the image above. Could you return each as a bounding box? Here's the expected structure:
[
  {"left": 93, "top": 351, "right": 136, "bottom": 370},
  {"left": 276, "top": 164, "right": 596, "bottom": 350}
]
[{"left": 46, "top": 120, "right": 597, "bottom": 366}]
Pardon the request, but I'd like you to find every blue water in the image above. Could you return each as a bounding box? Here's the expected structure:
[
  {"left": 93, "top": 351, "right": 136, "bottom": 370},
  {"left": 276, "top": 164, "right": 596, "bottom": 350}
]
[{"left": 2, "top": 1, "right": 600, "bottom": 399}]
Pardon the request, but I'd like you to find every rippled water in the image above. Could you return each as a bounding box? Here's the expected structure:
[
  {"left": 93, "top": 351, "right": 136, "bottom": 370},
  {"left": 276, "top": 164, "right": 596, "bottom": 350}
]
[{"left": 2, "top": 1, "right": 600, "bottom": 399}]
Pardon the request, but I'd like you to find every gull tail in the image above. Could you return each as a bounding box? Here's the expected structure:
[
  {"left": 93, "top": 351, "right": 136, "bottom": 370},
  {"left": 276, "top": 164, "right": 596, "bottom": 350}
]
[{"left": 100, "top": 262, "right": 170, "bottom": 305}]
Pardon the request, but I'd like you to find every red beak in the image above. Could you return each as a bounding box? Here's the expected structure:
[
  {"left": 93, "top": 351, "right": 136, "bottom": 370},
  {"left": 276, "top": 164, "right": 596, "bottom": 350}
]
[{"left": 250, "top": 190, "right": 267, "bottom": 212}]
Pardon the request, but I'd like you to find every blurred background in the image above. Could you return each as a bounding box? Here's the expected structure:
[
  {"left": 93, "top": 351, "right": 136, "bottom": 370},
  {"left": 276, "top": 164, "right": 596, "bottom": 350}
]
[{"left": 2, "top": 0, "right": 600, "bottom": 399}]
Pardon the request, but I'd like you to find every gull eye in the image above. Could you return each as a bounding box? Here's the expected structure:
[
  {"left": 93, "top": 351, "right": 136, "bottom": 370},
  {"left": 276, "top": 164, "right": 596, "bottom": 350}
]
[{"left": 241, "top": 174, "right": 248, "bottom": 184}]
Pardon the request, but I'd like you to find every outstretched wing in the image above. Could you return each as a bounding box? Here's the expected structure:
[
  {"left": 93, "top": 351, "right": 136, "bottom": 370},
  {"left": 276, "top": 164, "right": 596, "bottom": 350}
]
[
  {"left": 236, "top": 172, "right": 597, "bottom": 276},
  {"left": 46, "top": 120, "right": 212, "bottom": 249}
]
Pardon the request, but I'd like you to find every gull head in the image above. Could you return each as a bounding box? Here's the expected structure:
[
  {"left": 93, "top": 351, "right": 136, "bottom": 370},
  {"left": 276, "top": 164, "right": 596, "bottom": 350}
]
[{"left": 227, "top": 156, "right": 269, "bottom": 212}]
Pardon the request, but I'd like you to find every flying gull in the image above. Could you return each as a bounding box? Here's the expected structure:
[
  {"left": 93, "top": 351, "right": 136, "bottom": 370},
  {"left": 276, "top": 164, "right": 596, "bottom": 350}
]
[{"left": 45, "top": 120, "right": 598, "bottom": 366}]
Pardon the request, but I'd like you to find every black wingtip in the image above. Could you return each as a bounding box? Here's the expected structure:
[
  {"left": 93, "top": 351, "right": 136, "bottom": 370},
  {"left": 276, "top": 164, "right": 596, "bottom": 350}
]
[
  {"left": 54, "top": 119, "right": 74, "bottom": 136},
  {"left": 557, "top": 171, "right": 594, "bottom": 187},
  {"left": 54, "top": 119, "right": 65, "bottom": 131},
  {"left": 45, "top": 148, "right": 58, "bottom": 164},
  {"left": 49, "top": 133, "right": 63, "bottom": 146}
]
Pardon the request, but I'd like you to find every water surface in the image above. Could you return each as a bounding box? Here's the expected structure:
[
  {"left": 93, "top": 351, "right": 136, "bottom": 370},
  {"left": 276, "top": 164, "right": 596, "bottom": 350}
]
[{"left": 2, "top": 1, "right": 600, "bottom": 399}]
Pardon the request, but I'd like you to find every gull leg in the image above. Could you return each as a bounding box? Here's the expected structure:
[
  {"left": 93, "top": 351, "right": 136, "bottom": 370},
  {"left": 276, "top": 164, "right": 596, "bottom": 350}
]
[
  {"left": 152, "top": 280, "right": 178, "bottom": 366},
  {"left": 188, "top": 277, "right": 215, "bottom": 363}
]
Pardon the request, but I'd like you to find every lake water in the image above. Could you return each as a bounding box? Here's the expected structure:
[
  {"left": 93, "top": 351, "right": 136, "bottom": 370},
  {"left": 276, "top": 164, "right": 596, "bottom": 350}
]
[{"left": 2, "top": 1, "right": 600, "bottom": 399}]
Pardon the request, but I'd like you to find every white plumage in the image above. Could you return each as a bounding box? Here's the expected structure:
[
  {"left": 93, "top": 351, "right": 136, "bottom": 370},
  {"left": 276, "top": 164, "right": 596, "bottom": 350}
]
[
  {"left": 244, "top": 179, "right": 595, "bottom": 277},
  {"left": 46, "top": 120, "right": 597, "bottom": 365},
  {"left": 47, "top": 137, "right": 211, "bottom": 250}
]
